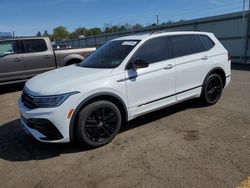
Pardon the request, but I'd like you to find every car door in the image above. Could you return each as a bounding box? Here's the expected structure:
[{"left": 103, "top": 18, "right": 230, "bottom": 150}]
[
  {"left": 125, "top": 36, "right": 176, "bottom": 117},
  {"left": 22, "top": 39, "right": 55, "bottom": 77},
  {"left": 170, "top": 34, "right": 211, "bottom": 101},
  {"left": 0, "top": 40, "right": 25, "bottom": 83}
]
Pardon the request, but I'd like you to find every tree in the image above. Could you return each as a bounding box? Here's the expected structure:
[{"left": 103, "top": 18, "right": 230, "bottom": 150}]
[
  {"left": 36, "top": 31, "right": 41, "bottom": 36},
  {"left": 89, "top": 27, "right": 102, "bottom": 35},
  {"left": 43, "top": 30, "right": 50, "bottom": 37},
  {"left": 70, "top": 27, "right": 87, "bottom": 39},
  {"left": 111, "top": 25, "right": 119, "bottom": 32},
  {"left": 84, "top": 27, "right": 101, "bottom": 36},
  {"left": 132, "top": 24, "right": 143, "bottom": 31},
  {"left": 53, "top": 26, "right": 70, "bottom": 41},
  {"left": 166, "top": 20, "right": 173, "bottom": 24},
  {"left": 75, "top": 27, "right": 87, "bottom": 36},
  {"left": 119, "top": 25, "right": 126, "bottom": 31},
  {"left": 104, "top": 26, "right": 112, "bottom": 33},
  {"left": 124, "top": 23, "right": 132, "bottom": 30},
  {"left": 42, "top": 30, "right": 53, "bottom": 41}
]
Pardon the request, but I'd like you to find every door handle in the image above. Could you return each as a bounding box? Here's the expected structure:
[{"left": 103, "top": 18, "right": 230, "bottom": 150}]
[
  {"left": 44, "top": 55, "right": 51, "bottom": 59},
  {"left": 202, "top": 56, "right": 208, "bottom": 60},
  {"left": 164, "top": 64, "right": 174, "bottom": 70},
  {"left": 15, "top": 58, "right": 22, "bottom": 62}
]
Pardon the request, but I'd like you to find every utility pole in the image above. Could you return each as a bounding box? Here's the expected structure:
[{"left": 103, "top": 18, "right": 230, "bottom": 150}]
[
  {"left": 243, "top": 0, "right": 246, "bottom": 23},
  {"left": 110, "top": 21, "right": 113, "bottom": 33},
  {"left": 243, "top": 0, "right": 250, "bottom": 63},
  {"left": 156, "top": 15, "right": 159, "bottom": 25}
]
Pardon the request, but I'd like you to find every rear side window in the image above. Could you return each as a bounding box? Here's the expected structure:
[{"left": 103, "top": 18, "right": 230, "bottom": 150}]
[
  {"left": 24, "top": 39, "right": 47, "bottom": 53},
  {"left": 200, "top": 35, "right": 215, "bottom": 50},
  {"left": 132, "top": 36, "right": 171, "bottom": 64},
  {"left": 170, "top": 35, "right": 205, "bottom": 58},
  {"left": 0, "top": 41, "right": 19, "bottom": 57}
]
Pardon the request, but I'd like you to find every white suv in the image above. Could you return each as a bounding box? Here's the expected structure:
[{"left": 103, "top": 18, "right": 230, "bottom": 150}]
[{"left": 19, "top": 31, "right": 231, "bottom": 147}]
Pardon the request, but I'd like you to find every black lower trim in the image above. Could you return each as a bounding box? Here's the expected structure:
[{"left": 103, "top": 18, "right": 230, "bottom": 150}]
[
  {"left": 138, "top": 85, "right": 202, "bottom": 107},
  {"left": 22, "top": 117, "right": 63, "bottom": 140}
]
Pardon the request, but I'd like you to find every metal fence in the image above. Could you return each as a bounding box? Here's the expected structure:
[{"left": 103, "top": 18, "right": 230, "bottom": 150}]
[{"left": 57, "top": 11, "right": 250, "bottom": 63}]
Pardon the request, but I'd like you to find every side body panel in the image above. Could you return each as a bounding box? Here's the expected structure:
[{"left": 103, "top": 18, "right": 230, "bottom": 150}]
[
  {"left": 0, "top": 40, "right": 26, "bottom": 84},
  {"left": 125, "top": 60, "right": 176, "bottom": 119},
  {"left": 22, "top": 38, "right": 55, "bottom": 77},
  {"left": 174, "top": 51, "right": 211, "bottom": 101},
  {"left": 0, "top": 53, "right": 25, "bottom": 83},
  {"left": 55, "top": 48, "right": 96, "bottom": 67}
]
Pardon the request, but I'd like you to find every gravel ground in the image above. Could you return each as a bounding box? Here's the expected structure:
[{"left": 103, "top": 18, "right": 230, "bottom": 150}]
[{"left": 0, "top": 67, "right": 249, "bottom": 188}]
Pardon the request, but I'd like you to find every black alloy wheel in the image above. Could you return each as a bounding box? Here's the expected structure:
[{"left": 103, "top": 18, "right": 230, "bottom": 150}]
[
  {"left": 84, "top": 107, "right": 118, "bottom": 142},
  {"left": 202, "top": 74, "right": 223, "bottom": 105},
  {"left": 77, "top": 101, "right": 121, "bottom": 147}
]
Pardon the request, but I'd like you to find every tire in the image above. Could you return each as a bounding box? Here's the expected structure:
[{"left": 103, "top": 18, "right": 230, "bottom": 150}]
[
  {"left": 200, "top": 74, "right": 223, "bottom": 105},
  {"left": 76, "top": 100, "right": 122, "bottom": 148},
  {"left": 65, "top": 59, "right": 82, "bottom": 66}
]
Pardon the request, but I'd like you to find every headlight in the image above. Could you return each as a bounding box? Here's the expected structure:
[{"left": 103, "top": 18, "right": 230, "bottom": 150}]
[{"left": 32, "top": 91, "right": 79, "bottom": 108}]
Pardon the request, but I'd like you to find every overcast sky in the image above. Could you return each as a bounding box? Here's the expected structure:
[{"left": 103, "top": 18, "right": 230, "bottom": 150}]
[{"left": 0, "top": 0, "right": 246, "bottom": 36}]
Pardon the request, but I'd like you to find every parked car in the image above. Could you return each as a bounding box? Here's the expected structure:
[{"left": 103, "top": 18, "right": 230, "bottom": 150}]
[
  {"left": 18, "top": 31, "right": 231, "bottom": 147},
  {"left": 0, "top": 37, "right": 96, "bottom": 85}
]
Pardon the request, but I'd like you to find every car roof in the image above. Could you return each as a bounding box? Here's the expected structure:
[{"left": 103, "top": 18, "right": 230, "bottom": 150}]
[
  {"left": 112, "top": 33, "right": 150, "bottom": 41},
  {"left": 113, "top": 31, "right": 212, "bottom": 41},
  {"left": 0, "top": 36, "right": 49, "bottom": 42}
]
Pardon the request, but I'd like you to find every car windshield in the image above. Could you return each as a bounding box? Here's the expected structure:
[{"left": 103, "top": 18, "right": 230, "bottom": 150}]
[{"left": 79, "top": 40, "right": 140, "bottom": 69}]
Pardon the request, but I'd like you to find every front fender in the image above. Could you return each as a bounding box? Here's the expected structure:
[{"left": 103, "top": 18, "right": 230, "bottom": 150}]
[{"left": 69, "top": 90, "right": 128, "bottom": 142}]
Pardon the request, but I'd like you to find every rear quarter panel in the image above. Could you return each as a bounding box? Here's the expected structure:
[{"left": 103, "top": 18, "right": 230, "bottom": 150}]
[{"left": 208, "top": 34, "right": 231, "bottom": 77}]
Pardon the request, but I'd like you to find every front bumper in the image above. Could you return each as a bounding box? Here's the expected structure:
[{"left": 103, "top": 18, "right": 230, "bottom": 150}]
[{"left": 18, "top": 95, "right": 78, "bottom": 143}]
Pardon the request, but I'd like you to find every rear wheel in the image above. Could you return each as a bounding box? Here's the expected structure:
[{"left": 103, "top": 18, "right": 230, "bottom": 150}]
[
  {"left": 76, "top": 101, "right": 121, "bottom": 147},
  {"left": 201, "top": 74, "right": 223, "bottom": 105}
]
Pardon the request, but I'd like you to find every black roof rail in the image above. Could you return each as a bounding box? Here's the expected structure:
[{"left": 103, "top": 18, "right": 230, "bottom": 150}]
[{"left": 149, "top": 29, "right": 201, "bottom": 35}]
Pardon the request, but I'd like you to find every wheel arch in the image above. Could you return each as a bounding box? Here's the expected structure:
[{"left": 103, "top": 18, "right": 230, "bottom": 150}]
[
  {"left": 204, "top": 67, "right": 226, "bottom": 87},
  {"left": 69, "top": 92, "right": 128, "bottom": 142},
  {"left": 61, "top": 54, "right": 84, "bottom": 66},
  {"left": 65, "top": 58, "right": 83, "bottom": 66}
]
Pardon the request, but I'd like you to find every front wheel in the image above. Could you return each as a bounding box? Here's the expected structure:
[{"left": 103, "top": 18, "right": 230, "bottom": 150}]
[
  {"left": 76, "top": 101, "right": 122, "bottom": 148},
  {"left": 200, "top": 74, "right": 223, "bottom": 105}
]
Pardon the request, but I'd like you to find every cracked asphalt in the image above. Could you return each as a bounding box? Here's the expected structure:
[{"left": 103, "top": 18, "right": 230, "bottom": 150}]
[{"left": 0, "top": 65, "right": 249, "bottom": 188}]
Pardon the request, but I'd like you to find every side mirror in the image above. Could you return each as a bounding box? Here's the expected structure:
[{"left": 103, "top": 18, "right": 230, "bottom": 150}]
[{"left": 132, "top": 58, "right": 149, "bottom": 69}]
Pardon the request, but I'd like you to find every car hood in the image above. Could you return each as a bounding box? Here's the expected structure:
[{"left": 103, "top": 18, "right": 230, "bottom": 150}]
[{"left": 25, "top": 65, "right": 113, "bottom": 95}]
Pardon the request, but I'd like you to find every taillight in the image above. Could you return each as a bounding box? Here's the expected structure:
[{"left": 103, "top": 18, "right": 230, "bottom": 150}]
[{"left": 228, "top": 53, "right": 231, "bottom": 61}]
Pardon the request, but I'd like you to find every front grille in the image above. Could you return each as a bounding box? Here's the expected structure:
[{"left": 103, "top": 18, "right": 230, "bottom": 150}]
[
  {"left": 22, "top": 117, "right": 63, "bottom": 140},
  {"left": 21, "top": 90, "right": 38, "bottom": 109}
]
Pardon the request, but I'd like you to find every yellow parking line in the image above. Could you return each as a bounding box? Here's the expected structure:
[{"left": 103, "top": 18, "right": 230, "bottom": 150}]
[{"left": 236, "top": 176, "right": 250, "bottom": 188}]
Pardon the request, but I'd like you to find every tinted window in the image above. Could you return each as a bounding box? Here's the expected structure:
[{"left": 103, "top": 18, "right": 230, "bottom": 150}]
[
  {"left": 24, "top": 39, "right": 47, "bottom": 53},
  {"left": 170, "top": 35, "right": 205, "bottom": 58},
  {"left": 79, "top": 40, "right": 139, "bottom": 69},
  {"left": 132, "top": 37, "right": 170, "bottom": 64},
  {"left": 0, "top": 41, "right": 18, "bottom": 57},
  {"left": 200, "top": 35, "right": 215, "bottom": 50}
]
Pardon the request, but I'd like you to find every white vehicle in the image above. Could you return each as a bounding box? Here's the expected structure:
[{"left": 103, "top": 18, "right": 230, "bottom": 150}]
[{"left": 18, "top": 31, "right": 231, "bottom": 147}]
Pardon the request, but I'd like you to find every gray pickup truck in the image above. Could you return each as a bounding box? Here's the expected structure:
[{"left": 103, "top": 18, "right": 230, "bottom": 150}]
[{"left": 0, "top": 37, "right": 96, "bottom": 85}]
